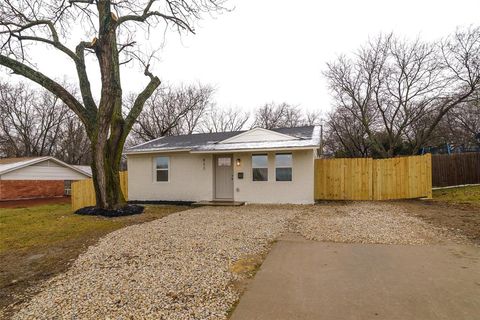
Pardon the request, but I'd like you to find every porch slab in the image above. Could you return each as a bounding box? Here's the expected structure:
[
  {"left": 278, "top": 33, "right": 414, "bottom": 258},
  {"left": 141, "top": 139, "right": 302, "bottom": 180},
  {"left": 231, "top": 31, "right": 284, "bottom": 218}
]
[{"left": 192, "top": 200, "right": 245, "bottom": 207}]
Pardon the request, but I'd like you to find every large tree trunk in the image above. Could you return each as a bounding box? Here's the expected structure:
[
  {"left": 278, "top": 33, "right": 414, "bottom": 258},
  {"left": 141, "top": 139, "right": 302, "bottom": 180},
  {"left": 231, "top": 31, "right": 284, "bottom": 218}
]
[
  {"left": 91, "top": 139, "right": 125, "bottom": 209},
  {"left": 89, "top": 1, "right": 126, "bottom": 209}
]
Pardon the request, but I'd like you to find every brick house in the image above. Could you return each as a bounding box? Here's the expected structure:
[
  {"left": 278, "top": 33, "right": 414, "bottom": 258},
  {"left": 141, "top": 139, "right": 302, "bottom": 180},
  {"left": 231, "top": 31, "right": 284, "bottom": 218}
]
[{"left": 0, "top": 157, "right": 91, "bottom": 201}]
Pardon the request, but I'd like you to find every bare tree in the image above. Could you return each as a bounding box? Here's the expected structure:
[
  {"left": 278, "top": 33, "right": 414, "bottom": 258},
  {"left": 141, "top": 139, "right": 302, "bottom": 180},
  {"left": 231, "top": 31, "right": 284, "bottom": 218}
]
[
  {"left": 0, "top": 0, "right": 225, "bottom": 209},
  {"left": 304, "top": 110, "right": 323, "bottom": 126},
  {"left": 128, "top": 83, "right": 214, "bottom": 143},
  {"left": 404, "top": 28, "right": 480, "bottom": 153},
  {"left": 180, "top": 85, "right": 214, "bottom": 135},
  {"left": 324, "top": 105, "right": 371, "bottom": 157},
  {"left": 55, "top": 117, "right": 92, "bottom": 165},
  {"left": 0, "top": 81, "right": 92, "bottom": 163},
  {"left": 252, "top": 102, "right": 323, "bottom": 129},
  {"left": 200, "top": 106, "right": 250, "bottom": 132},
  {"left": 0, "top": 81, "right": 69, "bottom": 157},
  {"left": 431, "top": 91, "right": 480, "bottom": 148},
  {"left": 324, "top": 27, "right": 480, "bottom": 158},
  {"left": 253, "top": 102, "right": 305, "bottom": 129},
  {"left": 449, "top": 95, "right": 480, "bottom": 146}
]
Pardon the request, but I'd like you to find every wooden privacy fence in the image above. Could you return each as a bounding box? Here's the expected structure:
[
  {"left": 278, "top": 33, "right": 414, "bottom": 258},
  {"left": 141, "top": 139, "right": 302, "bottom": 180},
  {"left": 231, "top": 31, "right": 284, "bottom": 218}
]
[
  {"left": 314, "top": 154, "right": 432, "bottom": 200},
  {"left": 432, "top": 153, "right": 480, "bottom": 187},
  {"left": 71, "top": 172, "right": 128, "bottom": 211}
]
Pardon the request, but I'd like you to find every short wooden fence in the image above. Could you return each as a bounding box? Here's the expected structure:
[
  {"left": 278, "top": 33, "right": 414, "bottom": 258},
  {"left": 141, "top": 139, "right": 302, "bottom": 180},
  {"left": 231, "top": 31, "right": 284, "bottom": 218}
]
[
  {"left": 71, "top": 171, "right": 128, "bottom": 211},
  {"left": 314, "top": 154, "right": 432, "bottom": 200}
]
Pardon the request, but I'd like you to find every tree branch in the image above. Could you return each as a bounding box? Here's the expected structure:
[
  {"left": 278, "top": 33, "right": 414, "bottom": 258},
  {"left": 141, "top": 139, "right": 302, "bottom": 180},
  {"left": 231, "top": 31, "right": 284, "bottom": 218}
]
[
  {"left": 75, "top": 41, "right": 97, "bottom": 115},
  {"left": 0, "top": 54, "right": 89, "bottom": 126},
  {"left": 1, "top": 19, "right": 79, "bottom": 62},
  {"left": 116, "top": 0, "right": 195, "bottom": 34},
  {"left": 124, "top": 65, "right": 161, "bottom": 135}
]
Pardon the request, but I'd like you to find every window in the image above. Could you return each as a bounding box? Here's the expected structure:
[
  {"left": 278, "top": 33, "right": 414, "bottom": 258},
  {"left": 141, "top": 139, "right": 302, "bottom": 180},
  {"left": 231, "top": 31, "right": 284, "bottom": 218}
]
[
  {"left": 155, "top": 156, "right": 169, "bottom": 182},
  {"left": 252, "top": 154, "right": 268, "bottom": 181},
  {"left": 64, "top": 180, "right": 72, "bottom": 196},
  {"left": 275, "top": 153, "right": 292, "bottom": 181},
  {"left": 217, "top": 157, "right": 231, "bottom": 166}
]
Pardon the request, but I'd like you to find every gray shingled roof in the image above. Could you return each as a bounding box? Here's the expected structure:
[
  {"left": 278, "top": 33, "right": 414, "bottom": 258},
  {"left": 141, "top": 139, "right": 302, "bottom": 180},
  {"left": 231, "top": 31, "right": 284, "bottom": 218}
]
[{"left": 126, "top": 126, "right": 320, "bottom": 154}]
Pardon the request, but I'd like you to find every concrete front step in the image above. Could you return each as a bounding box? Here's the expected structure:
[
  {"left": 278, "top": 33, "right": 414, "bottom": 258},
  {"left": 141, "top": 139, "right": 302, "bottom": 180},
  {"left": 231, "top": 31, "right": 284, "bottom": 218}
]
[{"left": 192, "top": 200, "right": 245, "bottom": 207}]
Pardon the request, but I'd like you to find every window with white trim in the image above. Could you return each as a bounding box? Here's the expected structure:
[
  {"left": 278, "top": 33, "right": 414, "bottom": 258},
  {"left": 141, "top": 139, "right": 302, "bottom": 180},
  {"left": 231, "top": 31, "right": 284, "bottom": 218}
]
[
  {"left": 155, "top": 156, "right": 169, "bottom": 182},
  {"left": 64, "top": 180, "right": 72, "bottom": 195},
  {"left": 275, "top": 153, "right": 292, "bottom": 181},
  {"left": 252, "top": 154, "right": 268, "bottom": 181}
]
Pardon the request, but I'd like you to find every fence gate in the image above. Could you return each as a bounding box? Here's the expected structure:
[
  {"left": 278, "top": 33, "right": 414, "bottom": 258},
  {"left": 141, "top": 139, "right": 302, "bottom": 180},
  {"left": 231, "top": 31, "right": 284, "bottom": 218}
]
[{"left": 314, "top": 154, "right": 432, "bottom": 201}]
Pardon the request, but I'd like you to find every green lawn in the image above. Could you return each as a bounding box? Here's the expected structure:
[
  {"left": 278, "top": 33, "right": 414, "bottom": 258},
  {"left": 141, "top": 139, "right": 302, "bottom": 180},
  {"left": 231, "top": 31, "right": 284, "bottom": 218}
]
[
  {"left": 432, "top": 185, "right": 480, "bottom": 206},
  {"left": 0, "top": 202, "right": 187, "bottom": 317},
  {"left": 0, "top": 203, "right": 186, "bottom": 253}
]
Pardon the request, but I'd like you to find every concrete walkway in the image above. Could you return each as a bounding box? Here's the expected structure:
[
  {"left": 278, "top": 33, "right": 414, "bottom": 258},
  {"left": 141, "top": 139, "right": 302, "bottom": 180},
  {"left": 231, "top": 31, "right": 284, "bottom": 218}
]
[{"left": 230, "top": 236, "right": 480, "bottom": 320}]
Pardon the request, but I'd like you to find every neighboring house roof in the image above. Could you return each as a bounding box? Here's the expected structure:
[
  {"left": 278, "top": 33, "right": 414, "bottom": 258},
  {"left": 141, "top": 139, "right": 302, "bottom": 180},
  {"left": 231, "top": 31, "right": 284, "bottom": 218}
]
[
  {"left": 126, "top": 125, "right": 321, "bottom": 154},
  {"left": 0, "top": 157, "right": 38, "bottom": 165},
  {"left": 73, "top": 165, "right": 93, "bottom": 176},
  {"left": 0, "top": 156, "right": 92, "bottom": 177}
]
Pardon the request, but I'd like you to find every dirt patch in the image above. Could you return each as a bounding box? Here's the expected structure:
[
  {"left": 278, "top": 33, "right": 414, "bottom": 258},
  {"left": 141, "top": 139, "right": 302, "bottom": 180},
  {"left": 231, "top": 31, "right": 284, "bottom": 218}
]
[
  {"left": 0, "top": 237, "right": 101, "bottom": 318},
  {"left": 229, "top": 252, "right": 268, "bottom": 293},
  {"left": 394, "top": 200, "right": 480, "bottom": 245},
  {"left": 0, "top": 197, "right": 70, "bottom": 208},
  {"left": 226, "top": 254, "right": 266, "bottom": 319},
  {"left": 228, "top": 253, "right": 266, "bottom": 314}
]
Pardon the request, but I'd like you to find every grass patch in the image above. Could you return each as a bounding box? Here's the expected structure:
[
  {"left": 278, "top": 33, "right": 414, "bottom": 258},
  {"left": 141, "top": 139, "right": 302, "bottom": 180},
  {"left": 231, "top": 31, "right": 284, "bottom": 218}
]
[
  {"left": 402, "top": 185, "right": 480, "bottom": 245},
  {"left": 0, "top": 202, "right": 187, "bottom": 318},
  {"left": 229, "top": 255, "right": 263, "bottom": 276},
  {"left": 0, "top": 203, "right": 184, "bottom": 253},
  {"left": 227, "top": 255, "right": 264, "bottom": 318},
  {"left": 432, "top": 185, "right": 480, "bottom": 206}
]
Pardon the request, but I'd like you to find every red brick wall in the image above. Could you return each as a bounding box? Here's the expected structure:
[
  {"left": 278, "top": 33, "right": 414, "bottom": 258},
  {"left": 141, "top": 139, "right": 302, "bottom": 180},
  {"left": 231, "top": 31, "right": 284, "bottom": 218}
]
[{"left": 0, "top": 180, "right": 64, "bottom": 201}]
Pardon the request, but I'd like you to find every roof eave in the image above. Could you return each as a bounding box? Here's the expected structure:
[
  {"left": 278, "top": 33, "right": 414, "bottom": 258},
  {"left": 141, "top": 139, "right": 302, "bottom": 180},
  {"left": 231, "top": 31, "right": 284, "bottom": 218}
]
[
  {"left": 124, "top": 148, "right": 192, "bottom": 155},
  {"left": 0, "top": 156, "right": 92, "bottom": 177},
  {"left": 190, "top": 146, "right": 319, "bottom": 154},
  {"left": 124, "top": 146, "right": 319, "bottom": 155}
]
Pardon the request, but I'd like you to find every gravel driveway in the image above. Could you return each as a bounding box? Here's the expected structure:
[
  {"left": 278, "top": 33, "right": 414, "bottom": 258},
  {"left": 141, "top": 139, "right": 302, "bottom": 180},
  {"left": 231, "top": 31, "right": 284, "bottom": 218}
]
[{"left": 11, "top": 202, "right": 466, "bottom": 319}]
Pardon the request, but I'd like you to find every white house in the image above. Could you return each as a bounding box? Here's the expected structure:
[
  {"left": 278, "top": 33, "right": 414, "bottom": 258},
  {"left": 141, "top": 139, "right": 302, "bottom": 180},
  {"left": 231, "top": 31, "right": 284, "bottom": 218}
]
[
  {"left": 0, "top": 156, "right": 92, "bottom": 201},
  {"left": 125, "top": 126, "right": 321, "bottom": 204}
]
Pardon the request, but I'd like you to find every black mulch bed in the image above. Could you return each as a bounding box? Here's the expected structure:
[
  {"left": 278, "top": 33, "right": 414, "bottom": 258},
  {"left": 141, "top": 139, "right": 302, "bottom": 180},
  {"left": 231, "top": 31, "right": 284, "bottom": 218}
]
[{"left": 75, "top": 204, "right": 144, "bottom": 217}]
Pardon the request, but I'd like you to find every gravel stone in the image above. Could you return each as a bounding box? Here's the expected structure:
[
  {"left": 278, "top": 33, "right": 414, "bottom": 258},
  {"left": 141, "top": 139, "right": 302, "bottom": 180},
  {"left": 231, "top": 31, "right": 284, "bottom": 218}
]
[
  {"left": 295, "top": 202, "right": 467, "bottom": 245},
  {"left": 12, "top": 206, "right": 297, "bottom": 320}
]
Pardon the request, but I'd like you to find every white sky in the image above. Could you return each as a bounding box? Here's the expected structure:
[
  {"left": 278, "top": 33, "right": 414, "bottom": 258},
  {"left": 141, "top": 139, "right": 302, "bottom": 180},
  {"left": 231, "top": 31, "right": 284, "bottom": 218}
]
[{"left": 3, "top": 0, "right": 480, "bottom": 115}]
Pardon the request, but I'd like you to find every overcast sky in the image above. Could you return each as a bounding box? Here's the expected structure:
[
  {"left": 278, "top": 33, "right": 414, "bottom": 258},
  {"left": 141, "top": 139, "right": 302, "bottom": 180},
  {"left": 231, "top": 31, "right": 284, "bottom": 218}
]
[{"left": 3, "top": 0, "right": 480, "bottom": 115}]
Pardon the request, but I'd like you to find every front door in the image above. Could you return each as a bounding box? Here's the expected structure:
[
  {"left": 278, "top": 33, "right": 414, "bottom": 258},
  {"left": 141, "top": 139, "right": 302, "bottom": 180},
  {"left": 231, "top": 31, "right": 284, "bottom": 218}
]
[{"left": 215, "top": 155, "right": 234, "bottom": 200}]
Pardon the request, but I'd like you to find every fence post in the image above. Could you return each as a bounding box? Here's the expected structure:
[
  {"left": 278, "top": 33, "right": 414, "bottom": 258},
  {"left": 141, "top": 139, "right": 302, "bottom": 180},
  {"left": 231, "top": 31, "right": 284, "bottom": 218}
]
[{"left": 425, "top": 153, "right": 433, "bottom": 199}]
